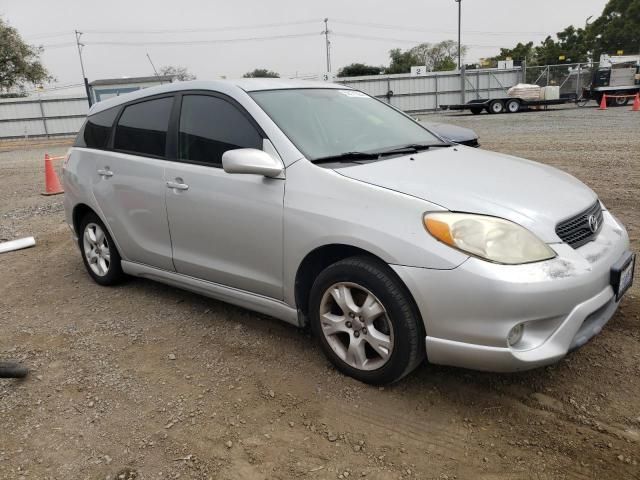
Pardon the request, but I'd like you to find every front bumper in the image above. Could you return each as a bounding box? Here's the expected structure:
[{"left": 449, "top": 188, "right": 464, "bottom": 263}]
[{"left": 392, "top": 210, "right": 631, "bottom": 372}]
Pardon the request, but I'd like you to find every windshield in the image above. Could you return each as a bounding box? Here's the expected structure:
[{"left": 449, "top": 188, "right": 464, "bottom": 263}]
[{"left": 249, "top": 88, "right": 443, "bottom": 161}]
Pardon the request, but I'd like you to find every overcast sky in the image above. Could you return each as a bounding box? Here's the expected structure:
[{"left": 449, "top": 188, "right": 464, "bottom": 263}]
[{"left": 2, "top": 0, "right": 607, "bottom": 90}]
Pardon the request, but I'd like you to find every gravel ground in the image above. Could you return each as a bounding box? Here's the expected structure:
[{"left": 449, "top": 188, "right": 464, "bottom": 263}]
[{"left": 1, "top": 104, "right": 639, "bottom": 480}]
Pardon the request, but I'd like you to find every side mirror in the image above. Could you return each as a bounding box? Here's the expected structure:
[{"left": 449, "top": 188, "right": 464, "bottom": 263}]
[{"left": 222, "top": 148, "right": 283, "bottom": 178}]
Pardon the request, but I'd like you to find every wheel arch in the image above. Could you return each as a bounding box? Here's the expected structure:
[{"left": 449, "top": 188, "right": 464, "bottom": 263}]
[
  {"left": 294, "top": 243, "right": 423, "bottom": 330},
  {"left": 71, "top": 203, "right": 124, "bottom": 258},
  {"left": 72, "top": 203, "right": 96, "bottom": 236}
]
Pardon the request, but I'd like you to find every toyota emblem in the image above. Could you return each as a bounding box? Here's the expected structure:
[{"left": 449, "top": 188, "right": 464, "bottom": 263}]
[{"left": 588, "top": 214, "right": 599, "bottom": 233}]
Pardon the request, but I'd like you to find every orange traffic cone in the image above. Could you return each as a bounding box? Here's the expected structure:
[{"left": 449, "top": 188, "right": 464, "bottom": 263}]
[
  {"left": 632, "top": 93, "right": 640, "bottom": 112},
  {"left": 598, "top": 94, "right": 607, "bottom": 110},
  {"left": 42, "top": 153, "right": 64, "bottom": 196}
]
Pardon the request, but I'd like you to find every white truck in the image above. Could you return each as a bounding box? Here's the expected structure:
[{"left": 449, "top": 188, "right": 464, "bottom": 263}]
[{"left": 582, "top": 54, "right": 640, "bottom": 106}]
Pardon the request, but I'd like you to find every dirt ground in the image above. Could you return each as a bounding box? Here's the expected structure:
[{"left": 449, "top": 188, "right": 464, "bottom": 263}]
[{"left": 1, "top": 104, "right": 639, "bottom": 480}]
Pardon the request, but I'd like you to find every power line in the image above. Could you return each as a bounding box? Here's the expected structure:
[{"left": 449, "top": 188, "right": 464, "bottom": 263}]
[
  {"left": 76, "top": 32, "right": 319, "bottom": 47},
  {"left": 332, "top": 19, "right": 550, "bottom": 36},
  {"left": 332, "top": 32, "right": 516, "bottom": 49},
  {"left": 39, "top": 42, "right": 76, "bottom": 49},
  {"left": 25, "top": 31, "right": 73, "bottom": 41},
  {"left": 26, "top": 19, "right": 321, "bottom": 40},
  {"left": 82, "top": 19, "right": 320, "bottom": 35}
]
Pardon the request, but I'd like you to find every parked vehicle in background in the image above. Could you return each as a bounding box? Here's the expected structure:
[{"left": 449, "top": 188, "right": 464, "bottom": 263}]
[
  {"left": 420, "top": 121, "right": 479, "bottom": 147},
  {"left": 440, "top": 94, "right": 577, "bottom": 114},
  {"left": 63, "top": 80, "right": 634, "bottom": 384},
  {"left": 581, "top": 54, "right": 640, "bottom": 106}
]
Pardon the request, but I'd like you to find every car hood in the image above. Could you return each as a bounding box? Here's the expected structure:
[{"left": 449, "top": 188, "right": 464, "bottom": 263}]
[{"left": 335, "top": 146, "right": 597, "bottom": 243}]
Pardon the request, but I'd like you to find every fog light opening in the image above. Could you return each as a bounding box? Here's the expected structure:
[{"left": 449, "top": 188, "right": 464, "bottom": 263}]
[{"left": 507, "top": 323, "right": 524, "bottom": 347}]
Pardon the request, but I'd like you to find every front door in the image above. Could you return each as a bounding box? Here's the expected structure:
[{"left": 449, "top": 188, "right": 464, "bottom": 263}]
[{"left": 164, "top": 93, "right": 285, "bottom": 299}]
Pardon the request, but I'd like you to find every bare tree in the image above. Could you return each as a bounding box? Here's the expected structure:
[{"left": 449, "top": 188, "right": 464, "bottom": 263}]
[
  {"left": 158, "top": 66, "right": 196, "bottom": 81},
  {"left": 410, "top": 41, "right": 468, "bottom": 71}
]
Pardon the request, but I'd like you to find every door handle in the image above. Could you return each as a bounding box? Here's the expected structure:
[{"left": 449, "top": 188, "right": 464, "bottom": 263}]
[
  {"left": 97, "top": 167, "right": 113, "bottom": 178},
  {"left": 166, "top": 180, "right": 189, "bottom": 191}
]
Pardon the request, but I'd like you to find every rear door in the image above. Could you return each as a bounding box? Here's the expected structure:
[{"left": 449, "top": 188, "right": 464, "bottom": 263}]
[
  {"left": 91, "top": 95, "right": 175, "bottom": 271},
  {"left": 164, "top": 93, "right": 285, "bottom": 299}
]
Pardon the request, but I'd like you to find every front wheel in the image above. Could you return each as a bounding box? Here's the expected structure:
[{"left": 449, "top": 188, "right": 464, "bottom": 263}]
[{"left": 309, "top": 256, "right": 425, "bottom": 384}]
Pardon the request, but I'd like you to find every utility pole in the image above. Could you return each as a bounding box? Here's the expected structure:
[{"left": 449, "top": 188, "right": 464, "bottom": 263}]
[
  {"left": 455, "top": 0, "right": 462, "bottom": 70},
  {"left": 75, "top": 30, "right": 92, "bottom": 107},
  {"left": 323, "top": 18, "right": 331, "bottom": 73},
  {"left": 146, "top": 53, "right": 160, "bottom": 79}
]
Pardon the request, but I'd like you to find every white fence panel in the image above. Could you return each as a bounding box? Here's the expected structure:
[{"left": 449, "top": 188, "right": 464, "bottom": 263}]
[
  {"left": 0, "top": 97, "right": 89, "bottom": 139},
  {"left": 337, "top": 67, "right": 523, "bottom": 113}
]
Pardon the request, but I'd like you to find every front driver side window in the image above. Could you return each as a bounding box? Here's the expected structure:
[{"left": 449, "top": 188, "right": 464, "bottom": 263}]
[{"left": 179, "top": 95, "right": 262, "bottom": 167}]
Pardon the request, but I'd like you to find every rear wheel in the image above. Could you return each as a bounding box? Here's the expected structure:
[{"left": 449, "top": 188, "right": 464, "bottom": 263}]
[
  {"left": 612, "top": 95, "right": 629, "bottom": 107},
  {"left": 488, "top": 100, "right": 504, "bottom": 114},
  {"left": 470, "top": 107, "right": 482, "bottom": 115},
  {"left": 79, "top": 213, "right": 125, "bottom": 286},
  {"left": 309, "top": 256, "right": 425, "bottom": 385},
  {"left": 505, "top": 99, "right": 520, "bottom": 113}
]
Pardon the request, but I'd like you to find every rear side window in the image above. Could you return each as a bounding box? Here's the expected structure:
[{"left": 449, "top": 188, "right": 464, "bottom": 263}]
[
  {"left": 74, "top": 106, "right": 119, "bottom": 149},
  {"left": 114, "top": 97, "right": 174, "bottom": 157},
  {"left": 179, "top": 95, "right": 262, "bottom": 167}
]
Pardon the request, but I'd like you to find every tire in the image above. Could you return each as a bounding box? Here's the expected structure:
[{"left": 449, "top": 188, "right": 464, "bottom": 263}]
[
  {"left": 79, "top": 212, "right": 125, "bottom": 286},
  {"left": 488, "top": 100, "right": 504, "bottom": 114},
  {"left": 612, "top": 95, "right": 629, "bottom": 107},
  {"left": 505, "top": 99, "right": 520, "bottom": 113},
  {"left": 470, "top": 107, "right": 482, "bottom": 115},
  {"left": 309, "top": 256, "right": 425, "bottom": 385}
]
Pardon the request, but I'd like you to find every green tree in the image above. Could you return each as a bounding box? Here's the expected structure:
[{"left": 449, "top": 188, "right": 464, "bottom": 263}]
[
  {"left": 387, "top": 48, "right": 421, "bottom": 74},
  {"left": 337, "top": 63, "right": 383, "bottom": 77},
  {"left": 488, "top": 0, "right": 639, "bottom": 65},
  {"left": 158, "top": 66, "right": 196, "bottom": 81},
  {"left": 587, "top": 0, "right": 640, "bottom": 58},
  {"left": 243, "top": 68, "right": 279, "bottom": 78},
  {"left": 0, "top": 18, "right": 51, "bottom": 93},
  {"left": 534, "top": 36, "right": 566, "bottom": 65},
  {"left": 488, "top": 41, "right": 535, "bottom": 64}
]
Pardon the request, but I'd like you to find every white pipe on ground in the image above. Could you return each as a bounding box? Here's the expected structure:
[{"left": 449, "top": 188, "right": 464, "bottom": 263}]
[{"left": 0, "top": 236, "right": 36, "bottom": 254}]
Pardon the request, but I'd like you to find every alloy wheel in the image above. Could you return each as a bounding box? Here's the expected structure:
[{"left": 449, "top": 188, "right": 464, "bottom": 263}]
[
  {"left": 83, "top": 223, "right": 111, "bottom": 277},
  {"left": 319, "top": 282, "right": 394, "bottom": 371}
]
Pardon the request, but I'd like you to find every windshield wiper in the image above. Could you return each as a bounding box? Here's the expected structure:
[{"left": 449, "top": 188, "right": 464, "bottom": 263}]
[
  {"left": 312, "top": 142, "right": 452, "bottom": 164},
  {"left": 312, "top": 151, "right": 380, "bottom": 163},
  {"left": 375, "top": 142, "right": 451, "bottom": 155}
]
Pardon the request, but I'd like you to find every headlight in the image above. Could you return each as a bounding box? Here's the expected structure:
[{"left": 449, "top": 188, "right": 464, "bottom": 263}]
[{"left": 423, "top": 212, "right": 556, "bottom": 264}]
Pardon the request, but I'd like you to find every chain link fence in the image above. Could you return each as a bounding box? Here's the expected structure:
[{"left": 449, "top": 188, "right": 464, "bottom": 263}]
[{"left": 524, "top": 62, "right": 598, "bottom": 98}]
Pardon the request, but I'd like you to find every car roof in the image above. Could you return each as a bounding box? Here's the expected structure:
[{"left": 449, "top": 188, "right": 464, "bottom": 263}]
[{"left": 88, "top": 78, "right": 349, "bottom": 115}]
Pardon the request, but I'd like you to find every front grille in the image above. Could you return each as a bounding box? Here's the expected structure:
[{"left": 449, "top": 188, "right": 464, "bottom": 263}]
[{"left": 555, "top": 200, "right": 603, "bottom": 248}]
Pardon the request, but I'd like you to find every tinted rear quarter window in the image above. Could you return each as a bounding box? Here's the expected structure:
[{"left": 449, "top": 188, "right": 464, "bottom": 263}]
[
  {"left": 114, "top": 97, "right": 174, "bottom": 157},
  {"left": 74, "top": 106, "right": 120, "bottom": 149},
  {"left": 179, "top": 95, "right": 262, "bottom": 167}
]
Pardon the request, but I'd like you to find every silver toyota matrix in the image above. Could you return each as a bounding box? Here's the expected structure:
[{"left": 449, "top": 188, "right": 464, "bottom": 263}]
[{"left": 63, "top": 79, "right": 635, "bottom": 384}]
